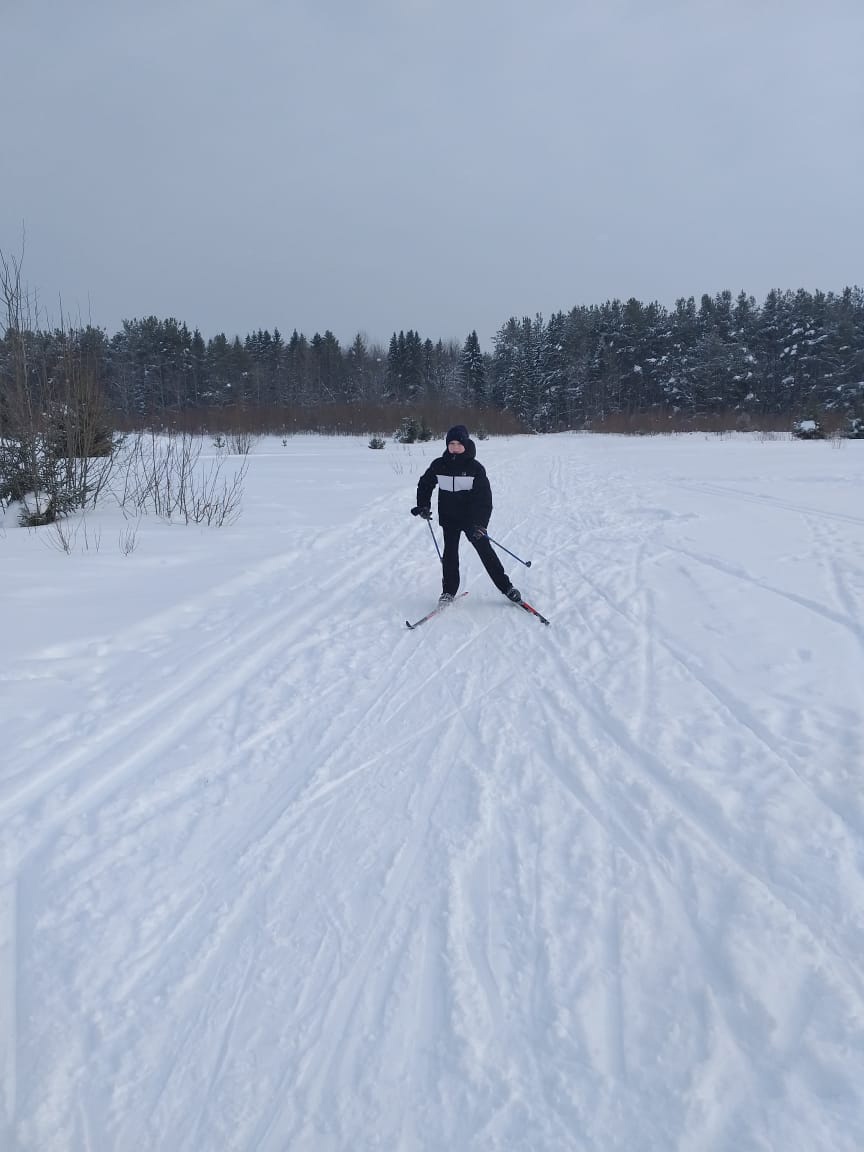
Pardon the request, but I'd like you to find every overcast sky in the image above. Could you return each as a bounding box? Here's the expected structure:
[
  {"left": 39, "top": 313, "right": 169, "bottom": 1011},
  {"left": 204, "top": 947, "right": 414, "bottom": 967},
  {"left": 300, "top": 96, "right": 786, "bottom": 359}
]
[{"left": 3, "top": 0, "right": 863, "bottom": 349}]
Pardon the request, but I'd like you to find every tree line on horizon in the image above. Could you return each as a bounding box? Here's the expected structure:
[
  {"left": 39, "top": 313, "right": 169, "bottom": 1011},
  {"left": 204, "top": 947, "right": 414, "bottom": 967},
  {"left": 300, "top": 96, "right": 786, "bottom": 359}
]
[
  {"left": 5, "top": 252, "right": 864, "bottom": 525},
  {"left": 3, "top": 275, "right": 864, "bottom": 434}
]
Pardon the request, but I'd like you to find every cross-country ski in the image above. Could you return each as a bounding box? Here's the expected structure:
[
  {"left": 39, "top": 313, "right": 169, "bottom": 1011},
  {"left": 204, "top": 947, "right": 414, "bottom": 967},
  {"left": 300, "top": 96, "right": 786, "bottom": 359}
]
[
  {"left": 516, "top": 598, "right": 550, "bottom": 625},
  {"left": 406, "top": 591, "right": 469, "bottom": 629}
]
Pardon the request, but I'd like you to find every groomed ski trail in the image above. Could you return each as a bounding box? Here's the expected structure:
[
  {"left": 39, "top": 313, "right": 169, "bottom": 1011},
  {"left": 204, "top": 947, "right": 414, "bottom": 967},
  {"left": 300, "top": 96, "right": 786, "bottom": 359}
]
[{"left": 2, "top": 434, "right": 864, "bottom": 1152}]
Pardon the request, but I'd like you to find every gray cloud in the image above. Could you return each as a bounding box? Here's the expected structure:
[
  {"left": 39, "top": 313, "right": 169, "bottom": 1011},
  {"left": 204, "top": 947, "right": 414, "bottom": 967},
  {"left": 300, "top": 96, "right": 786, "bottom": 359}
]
[{"left": 3, "top": 0, "right": 862, "bottom": 347}]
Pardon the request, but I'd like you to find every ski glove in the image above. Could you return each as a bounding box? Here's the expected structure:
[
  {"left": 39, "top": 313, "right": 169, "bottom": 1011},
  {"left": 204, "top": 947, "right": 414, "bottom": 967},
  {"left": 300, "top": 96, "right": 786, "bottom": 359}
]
[
  {"left": 411, "top": 506, "right": 432, "bottom": 520},
  {"left": 468, "top": 525, "right": 487, "bottom": 542}
]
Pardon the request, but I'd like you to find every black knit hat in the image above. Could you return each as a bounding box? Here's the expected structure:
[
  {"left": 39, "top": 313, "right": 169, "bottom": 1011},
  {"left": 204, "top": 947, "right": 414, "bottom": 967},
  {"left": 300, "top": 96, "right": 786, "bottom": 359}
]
[{"left": 445, "top": 424, "right": 470, "bottom": 446}]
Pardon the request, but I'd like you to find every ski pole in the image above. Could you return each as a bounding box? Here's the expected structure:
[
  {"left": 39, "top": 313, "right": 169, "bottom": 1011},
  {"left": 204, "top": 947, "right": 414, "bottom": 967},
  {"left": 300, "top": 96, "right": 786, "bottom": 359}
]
[
  {"left": 481, "top": 532, "right": 532, "bottom": 567},
  {"left": 412, "top": 506, "right": 443, "bottom": 561},
  {"left": 427, "top": 517, "right": 443, "bottom": 561}
]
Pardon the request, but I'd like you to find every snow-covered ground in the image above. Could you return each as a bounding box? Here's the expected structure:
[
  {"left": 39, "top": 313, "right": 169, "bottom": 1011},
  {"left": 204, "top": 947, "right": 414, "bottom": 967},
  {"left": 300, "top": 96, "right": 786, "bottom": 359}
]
[{"left": 2, "top": 431, "right": 864, "bottom": 1152}]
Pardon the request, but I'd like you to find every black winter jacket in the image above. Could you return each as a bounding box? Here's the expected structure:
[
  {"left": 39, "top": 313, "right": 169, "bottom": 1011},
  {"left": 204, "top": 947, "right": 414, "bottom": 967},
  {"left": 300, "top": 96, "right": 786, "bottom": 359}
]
[{"left": 416, "top": 437, "right": 493, "bottom": 528}]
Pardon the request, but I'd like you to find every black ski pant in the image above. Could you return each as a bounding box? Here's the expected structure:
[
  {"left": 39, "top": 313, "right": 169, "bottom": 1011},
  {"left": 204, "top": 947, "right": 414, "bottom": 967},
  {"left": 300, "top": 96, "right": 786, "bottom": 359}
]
[{"left": 441, "top": 523, "right": 510, "bottom": 596}]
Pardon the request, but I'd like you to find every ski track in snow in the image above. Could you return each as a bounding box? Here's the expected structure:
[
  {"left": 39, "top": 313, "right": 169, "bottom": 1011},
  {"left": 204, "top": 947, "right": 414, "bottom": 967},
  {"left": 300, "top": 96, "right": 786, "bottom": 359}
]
[{"left": 2, "top": 434, "right": 864, "bottom": 1151}]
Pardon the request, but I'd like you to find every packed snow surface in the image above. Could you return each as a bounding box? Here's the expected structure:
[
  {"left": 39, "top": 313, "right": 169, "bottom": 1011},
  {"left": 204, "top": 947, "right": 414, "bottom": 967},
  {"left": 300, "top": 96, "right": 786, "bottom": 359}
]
[{"left": 2, "top": 432, "right": 864, "bottom": 1151}]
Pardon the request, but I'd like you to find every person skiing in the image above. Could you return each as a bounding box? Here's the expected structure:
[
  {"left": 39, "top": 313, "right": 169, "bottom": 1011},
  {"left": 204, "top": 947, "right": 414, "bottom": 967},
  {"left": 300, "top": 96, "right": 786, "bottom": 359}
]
[{"left": 411, "top": 424, "right": 522, "bottom": 606}]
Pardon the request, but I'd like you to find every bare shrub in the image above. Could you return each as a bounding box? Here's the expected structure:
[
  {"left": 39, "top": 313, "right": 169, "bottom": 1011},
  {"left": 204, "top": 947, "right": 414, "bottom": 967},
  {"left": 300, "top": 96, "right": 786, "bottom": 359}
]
[
  {"left": 114, "top": 430, "right": 247, "bottom": 525},
  {"left": 44, "top": 515, "right": 75, "bottom": 553},
  {"left": 42, "top": 515, "right": 102, "bottom": 554},
  {"left": 119, "top": 521, "right": 140, "bottom": 555},
  {"left": 2, "top": 243, "right": 121, "bottom": 523},
  {"left": 83, "top": 519, "right": 101, "bottom": 552},
  {"left": 186, "top": 460, "right": 247, "bottom": 525},
  {"left": 1, "top": 243, "right": 44, "bottom": 515},
  {"left": 227, "top": 430, "right": 256, "bottom": 455}
]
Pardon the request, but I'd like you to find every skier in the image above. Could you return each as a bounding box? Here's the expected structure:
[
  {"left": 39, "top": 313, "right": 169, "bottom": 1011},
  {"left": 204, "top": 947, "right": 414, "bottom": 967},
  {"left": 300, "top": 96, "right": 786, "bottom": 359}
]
[{"left": 411, "top": 424, "right": 522, "bottom": 606}]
